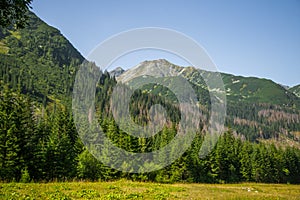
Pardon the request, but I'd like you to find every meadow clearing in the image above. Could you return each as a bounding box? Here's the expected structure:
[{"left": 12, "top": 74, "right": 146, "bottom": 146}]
[{"left": 0, "top": 180, "right": 299, "bottom": 200}]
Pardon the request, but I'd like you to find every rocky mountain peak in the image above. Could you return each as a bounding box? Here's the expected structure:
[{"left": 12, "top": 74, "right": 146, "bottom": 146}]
[{"left": 109, "top": 66, "right": 125, "bottom": 77}]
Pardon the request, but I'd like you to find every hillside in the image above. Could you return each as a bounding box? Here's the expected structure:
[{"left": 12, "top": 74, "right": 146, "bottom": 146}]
[
  {"left": 222, "top": 73, "right": 299, "bottom": 107},
  {"left": 115, "top": 59, "right": 300, "bottom": 142},
  {"left": 116, "top": 59, "right": 300, "bottom": 108},
  {"left": 0, "top": 12, "right": 84, "bottom": 103},
  {"left": 289, "top": 84, "right": 300, "bottom": 98}
]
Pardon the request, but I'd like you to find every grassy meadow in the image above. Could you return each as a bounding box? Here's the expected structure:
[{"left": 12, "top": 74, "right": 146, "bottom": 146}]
[{"left": 0, "top": 180, "right": 299, "bottom": 200}]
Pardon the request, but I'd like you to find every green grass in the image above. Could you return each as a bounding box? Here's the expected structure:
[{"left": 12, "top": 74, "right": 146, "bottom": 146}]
[{"left": 0, "top": 180, "right": 299, "bottom": 200}]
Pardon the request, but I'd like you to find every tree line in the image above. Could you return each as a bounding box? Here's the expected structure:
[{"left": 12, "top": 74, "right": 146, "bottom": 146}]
[{"left": 0, "top": 79, "right": 299, "bottom": 183}]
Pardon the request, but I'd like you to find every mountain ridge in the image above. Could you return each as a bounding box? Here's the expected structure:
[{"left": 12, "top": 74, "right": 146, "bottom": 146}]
[
  {"left": 113, "top": 59, "right": 300, "bottom": 108},
  {"left": 111, "top": 59, "right": 297, "bottom": 89}
]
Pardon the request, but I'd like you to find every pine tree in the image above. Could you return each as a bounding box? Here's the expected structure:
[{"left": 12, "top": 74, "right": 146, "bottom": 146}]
[
  {"left": 44, "top": 106, "right": 80, "bottom": 180},
  {"left": 77, "top": 149, "right": 102, "bottom": 181},
  {"left": 239, "top": 141, "right": 253, "bottom": 181},
  {"left": 0, "top": 86, "right": 34, "bottom": 181}
]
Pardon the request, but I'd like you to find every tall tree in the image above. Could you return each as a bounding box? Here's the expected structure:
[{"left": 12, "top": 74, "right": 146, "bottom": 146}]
[
  {"left": 0, "top": 86, "right": 34, "bottom": 181},
  {"left": 44, "top": 106, "right": 80, "bottom": 180}
]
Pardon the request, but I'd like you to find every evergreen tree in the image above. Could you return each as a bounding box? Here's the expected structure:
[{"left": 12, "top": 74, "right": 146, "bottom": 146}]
[
  {"left": 239, "top": 141, "right": 253, "bottom": 181},
  {"left": 44, "top": 106, "right": 80, "bottom": 180},
  {"left": 0, "top": 86, "right": 34, "bottom": 181}
]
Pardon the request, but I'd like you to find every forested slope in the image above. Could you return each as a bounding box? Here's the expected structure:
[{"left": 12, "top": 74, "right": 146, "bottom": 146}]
[{"left": 0, "top": 12, "right": 84, "bottom": 104}]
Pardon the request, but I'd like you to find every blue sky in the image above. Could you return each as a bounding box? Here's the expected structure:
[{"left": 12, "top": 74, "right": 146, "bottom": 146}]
[{"left": 31, "top": 0, "right": 300, "bottom": 86}]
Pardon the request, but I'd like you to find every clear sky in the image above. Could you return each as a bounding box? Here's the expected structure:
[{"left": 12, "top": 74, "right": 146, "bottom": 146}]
[{"left": 31, "top": 0, "right": 300, "bottom": 87}]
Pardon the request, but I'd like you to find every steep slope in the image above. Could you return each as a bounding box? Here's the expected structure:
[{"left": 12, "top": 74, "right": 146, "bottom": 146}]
[
  {"left": 0, "top": 12, "right": 84, "bottom": 103},
  {"left": 289, "top": 84, "right": 300, "bottom": 98}
]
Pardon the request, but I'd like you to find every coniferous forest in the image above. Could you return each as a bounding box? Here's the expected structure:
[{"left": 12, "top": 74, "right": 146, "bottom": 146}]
[
  {"left": 0, "top": 12, "right": 300, "bottom": 184},
  {"left": 0, "top": 73, "right": 300, "bottom": 184}
]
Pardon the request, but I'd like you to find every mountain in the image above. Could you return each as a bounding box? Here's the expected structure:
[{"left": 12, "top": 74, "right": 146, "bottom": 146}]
[
  {"left": 109, "top": 66, "right": 125, "bottom": 78},
  {"left": 0, "top": 12, "right": 84, "bottom": 103},
  {"left": 116, "top": 59, "right": 300, "bottom": 143},
  {"left": 117, "top": 59, "right": 300, "bottom": 108},
  {"left": 290, "top": 84, "right": 300, "bottom": 98}
]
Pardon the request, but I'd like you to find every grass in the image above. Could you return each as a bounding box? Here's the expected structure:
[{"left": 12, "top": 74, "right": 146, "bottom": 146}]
[{"left": 0, "top": 180, "right": 299, "bottom": 200}]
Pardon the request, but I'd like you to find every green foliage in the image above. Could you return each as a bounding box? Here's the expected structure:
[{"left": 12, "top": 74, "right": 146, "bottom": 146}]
[
  {"left": 0, "top": 0, "right": 33, "bottom": 29},
  {"left": 0, "top": 86, "right": 82, "bottom": 181},
  {"left": 71, "top": 189, "right": 100, "bottom": 199},
  {"left": 0, "top": 12, "right": 84, "bottom": 104},
  {"left": 20, "top": 167, "right": 31, "bottom": 183},
  {"left": 0, "top": 85, "right": 34, "bottom": 181},
  {"left": 2, "top": 75, "right": 300, "bottom": 183},
  {"left": 1, "top": 71, "right": 300, "bottom": 184},
  {"left": 77, "top": 150, "right": 99, "bottom": 181}
]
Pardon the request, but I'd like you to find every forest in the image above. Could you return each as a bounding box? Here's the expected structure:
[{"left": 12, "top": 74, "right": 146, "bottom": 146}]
[
  {"left": 0, "top": 11, "right": 299, "bottom": 185},
  {"left": 0, "top": 72, "right": 299, "bottom": 184}
]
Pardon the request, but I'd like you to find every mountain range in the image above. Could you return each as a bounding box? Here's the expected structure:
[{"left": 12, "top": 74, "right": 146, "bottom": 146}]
[
  {"left": 0, "top": 12, "right": 299, "bottom": 147},
  {"left": 113, "top": 59, "right": 300, "bottom": 108}
]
